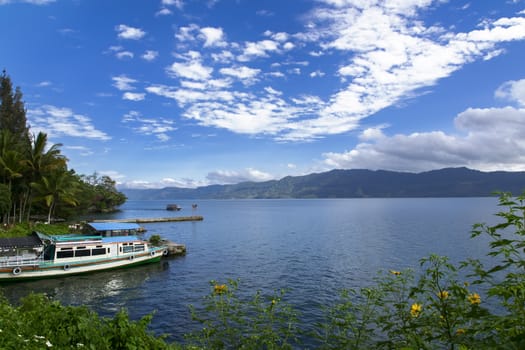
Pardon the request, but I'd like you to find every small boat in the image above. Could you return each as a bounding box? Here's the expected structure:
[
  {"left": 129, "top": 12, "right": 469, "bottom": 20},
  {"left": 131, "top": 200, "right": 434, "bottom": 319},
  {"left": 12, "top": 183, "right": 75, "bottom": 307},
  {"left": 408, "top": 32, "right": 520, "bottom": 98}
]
[
  {"left": 166, "top": 204, "right": 182, "bottom": 211},
  {"left": 0, "top": 232, "right": 168, "bottom": 282}
]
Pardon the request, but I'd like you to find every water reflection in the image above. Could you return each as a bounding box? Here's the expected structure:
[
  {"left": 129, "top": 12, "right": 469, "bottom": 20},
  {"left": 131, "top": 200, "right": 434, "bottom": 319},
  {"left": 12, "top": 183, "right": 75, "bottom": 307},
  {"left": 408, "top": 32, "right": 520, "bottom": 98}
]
[{"left": 1, "top": 261, "right": 170, "bottom": 313}]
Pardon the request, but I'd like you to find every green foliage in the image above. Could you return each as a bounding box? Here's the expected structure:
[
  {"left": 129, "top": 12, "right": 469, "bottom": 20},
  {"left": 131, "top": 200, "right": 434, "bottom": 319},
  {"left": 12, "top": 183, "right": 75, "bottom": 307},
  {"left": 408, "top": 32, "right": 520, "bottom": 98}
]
[
  {"left": 79, "top": 172, "right": 127, "bottom": 213},
  {"left": 0, "top": 72, "right": 127, "bottom": 224},
  {"left": 466, "top": 192, "right": 525, "bottom": 347},
  {"left": 149, "top": 234, "right": 163, "bottom": 246},
  {"left": 0, "top": 222, "right": 72, "bottom": 238},
  {"left": 186, "top": 279, "right": 299, "bottom": 349},
  {"left": 0, "top": 293, "right": 176, "bottom": 350},
  {"left": 0, "top": 183, "right": 10, "bottom": 216}
]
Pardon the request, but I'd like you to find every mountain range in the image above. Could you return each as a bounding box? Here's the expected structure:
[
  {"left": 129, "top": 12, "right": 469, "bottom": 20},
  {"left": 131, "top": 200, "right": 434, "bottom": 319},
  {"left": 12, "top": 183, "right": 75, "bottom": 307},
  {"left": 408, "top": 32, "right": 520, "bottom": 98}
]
[{"left": 121, "top": 167, "right": 525, "bottom": 200}]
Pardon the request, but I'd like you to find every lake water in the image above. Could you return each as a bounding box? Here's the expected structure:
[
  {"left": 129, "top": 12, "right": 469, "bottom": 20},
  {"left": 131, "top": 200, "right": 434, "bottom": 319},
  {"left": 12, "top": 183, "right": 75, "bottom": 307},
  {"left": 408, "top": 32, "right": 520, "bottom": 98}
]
[{"left": 0, "top": 198, "right": 501, "bottom": 345}]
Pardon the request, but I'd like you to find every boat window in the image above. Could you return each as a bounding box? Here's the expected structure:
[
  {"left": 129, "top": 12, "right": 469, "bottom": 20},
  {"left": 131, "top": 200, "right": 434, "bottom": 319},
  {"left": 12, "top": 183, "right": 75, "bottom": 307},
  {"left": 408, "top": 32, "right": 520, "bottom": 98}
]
[
  {"left": 60, "top": 247, "right": 73, "bottom": 250},
  {"left": 75, "top": 249, "right": 90, "bottom": 257},
  {"left": 76, "top": 246, "right": 86, "bottom": 249},
  {"left": 123, "top": 246, "right": 134, "bottom": 253},
  {"left": 92, "top": 248, "right": 106, "bottom": 256},
  {"left": 134, "top": 244, "right": 145, "bottom": 252},
  {"left": 96, "top": 245, "right": 103, "bottom": 248},
  {"left": 57, "top": 251, "right": 74, "bottom": 259}
]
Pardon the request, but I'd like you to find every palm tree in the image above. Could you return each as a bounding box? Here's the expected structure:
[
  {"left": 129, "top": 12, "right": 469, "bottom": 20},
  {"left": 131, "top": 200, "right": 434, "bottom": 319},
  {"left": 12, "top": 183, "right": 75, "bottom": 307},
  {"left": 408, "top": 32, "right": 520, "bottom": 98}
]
[
  {"left": 31, "top": 169, "right": 79, "bottom": 224},
  {"left": 0, "top": 130, "right": 25, "bottom": 223},
  {"left": 22, "top": 132, "right": 67, "bottom": 221}
]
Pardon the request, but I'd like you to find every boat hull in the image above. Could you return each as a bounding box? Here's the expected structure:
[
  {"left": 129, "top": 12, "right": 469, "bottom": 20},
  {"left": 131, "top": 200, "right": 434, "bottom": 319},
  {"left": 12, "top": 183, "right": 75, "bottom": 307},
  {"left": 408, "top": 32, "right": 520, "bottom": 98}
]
[{"left": 0, "top": 249, "right": 164, "bottom": 282}]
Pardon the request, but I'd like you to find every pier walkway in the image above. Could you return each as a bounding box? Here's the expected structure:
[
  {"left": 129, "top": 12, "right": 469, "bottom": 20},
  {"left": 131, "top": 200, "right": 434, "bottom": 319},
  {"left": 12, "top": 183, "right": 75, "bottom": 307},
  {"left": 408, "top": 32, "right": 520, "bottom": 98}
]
[{"left": 92, "top": 216, "right": 203, "bottom": 224}]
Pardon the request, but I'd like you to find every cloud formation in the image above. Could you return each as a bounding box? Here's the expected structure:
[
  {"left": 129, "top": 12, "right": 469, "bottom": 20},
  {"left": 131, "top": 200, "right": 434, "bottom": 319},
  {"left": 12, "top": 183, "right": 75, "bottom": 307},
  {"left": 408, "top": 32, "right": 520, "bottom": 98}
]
[
  {"left": 323, "top": 79, "right": 525, "bottom": 172},
  {"left": 116, "top": 24, "right": 146, "bottom": 40},
  {"left": 206, "top": 168, "right": 274, "bottom": 185},
  {"left": 122, "top": 111, "right": 176, "bottom": 141},
  {"left": 27, "top": 105, "right": 110, "bottom": 140},
  {"left": 143, "top": 1, "right": 525, "bottom": 143}
]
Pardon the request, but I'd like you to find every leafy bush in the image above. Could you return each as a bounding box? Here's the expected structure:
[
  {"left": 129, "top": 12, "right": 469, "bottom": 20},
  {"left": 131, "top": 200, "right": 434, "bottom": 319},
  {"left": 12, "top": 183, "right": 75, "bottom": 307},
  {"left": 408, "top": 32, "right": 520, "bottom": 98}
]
[
  {"left": 186, "top": 279, "right": 299, "bottom": 349},
  {"left": 0, "top": 293, "right": 176, "bottom": 350},
  {"left": 149, "top": 234, "right": 163, "bottom": 246}
]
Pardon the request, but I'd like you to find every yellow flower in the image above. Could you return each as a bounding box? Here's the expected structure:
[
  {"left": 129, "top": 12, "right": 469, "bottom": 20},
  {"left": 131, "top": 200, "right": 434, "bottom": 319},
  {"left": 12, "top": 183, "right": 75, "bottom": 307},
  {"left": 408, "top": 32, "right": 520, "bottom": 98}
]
[
  {"left": 467, "top": 293, "right": 481, "bottom": 305},
  {"left": 410, "top": 303, "right": 422, "bottom": 317},
  {"left": 456, "top": 328, "right": 466, "bottom": 335},
  {"left": 214, "top": 284, "right": 228, "bottom": 295},
  {"left": 389, "top": 270, "right": 401, "bottom": 276},
  {"left": 437, "top": 290, "right": 449, "bottom": 299}
]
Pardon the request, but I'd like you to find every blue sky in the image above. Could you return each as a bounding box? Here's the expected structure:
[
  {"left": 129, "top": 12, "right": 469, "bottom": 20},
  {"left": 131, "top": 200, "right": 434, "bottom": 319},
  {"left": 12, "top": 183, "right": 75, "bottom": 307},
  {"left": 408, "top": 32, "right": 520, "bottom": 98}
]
[{"left": 1, "top": 0, "right": 525, "bottom": 189}]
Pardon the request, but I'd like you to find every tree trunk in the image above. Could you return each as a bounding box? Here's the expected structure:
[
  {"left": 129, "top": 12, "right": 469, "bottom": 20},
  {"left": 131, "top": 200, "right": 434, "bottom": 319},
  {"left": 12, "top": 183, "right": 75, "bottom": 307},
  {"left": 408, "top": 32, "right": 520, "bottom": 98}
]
[{"left": 47, "top": 201, "right": 54, "bottom": 224}]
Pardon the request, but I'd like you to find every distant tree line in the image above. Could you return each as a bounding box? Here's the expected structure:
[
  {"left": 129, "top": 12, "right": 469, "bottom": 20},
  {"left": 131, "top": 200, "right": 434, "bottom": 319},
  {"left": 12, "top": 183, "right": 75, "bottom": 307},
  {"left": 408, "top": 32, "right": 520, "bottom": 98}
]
[{"left": 0, "top": 70, "right": 126, "bottom": 224}]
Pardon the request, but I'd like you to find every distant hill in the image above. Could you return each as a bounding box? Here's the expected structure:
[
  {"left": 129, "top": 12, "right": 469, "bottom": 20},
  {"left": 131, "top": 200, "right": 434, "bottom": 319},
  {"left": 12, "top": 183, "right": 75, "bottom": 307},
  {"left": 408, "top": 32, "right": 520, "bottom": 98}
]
[{"left": 122, "top": 167, "right": 525, "bottom": 200}]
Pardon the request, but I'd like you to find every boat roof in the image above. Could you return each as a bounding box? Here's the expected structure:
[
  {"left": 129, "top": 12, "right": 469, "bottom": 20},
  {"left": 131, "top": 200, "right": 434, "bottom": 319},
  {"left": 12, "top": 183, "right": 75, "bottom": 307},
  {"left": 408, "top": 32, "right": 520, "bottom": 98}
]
[
  {"left": 101, "top": 235, "right": 142, "bottom": 243},
  {"left": 87, "top": 222, "right": 142, "bottom": 231},
  {"left": 50, "top": 234, "right": 141, "bottom": 244},
  {"left": 0, "top": 233, "right": 43, "bottom": 248},
  {"left": 52, "top": 234, "right": 102, "bottom": 242}
]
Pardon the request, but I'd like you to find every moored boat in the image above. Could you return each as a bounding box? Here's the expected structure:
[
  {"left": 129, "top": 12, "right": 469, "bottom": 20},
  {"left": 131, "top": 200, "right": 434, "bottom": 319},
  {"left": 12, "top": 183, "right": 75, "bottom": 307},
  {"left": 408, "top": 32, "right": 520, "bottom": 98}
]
[
  {"left": 0, "top": 232, "right": 168, "bottom": 282},
  {"left": 166, "top": 204, "right": 182, "bottom": 211}
]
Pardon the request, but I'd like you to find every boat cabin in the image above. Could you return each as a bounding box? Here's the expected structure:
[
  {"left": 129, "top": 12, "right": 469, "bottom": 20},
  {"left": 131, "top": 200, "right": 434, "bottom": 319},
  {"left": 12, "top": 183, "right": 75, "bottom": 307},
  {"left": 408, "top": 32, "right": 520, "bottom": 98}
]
[
  {"left": 83, "top": 222, "right": 144, "bottom": 237},
  {"left": 41, "top": 233, "right": 147, "bottom": 263},
  {"left": 0, "top": 233, "right": 44, "bottom": 265}
]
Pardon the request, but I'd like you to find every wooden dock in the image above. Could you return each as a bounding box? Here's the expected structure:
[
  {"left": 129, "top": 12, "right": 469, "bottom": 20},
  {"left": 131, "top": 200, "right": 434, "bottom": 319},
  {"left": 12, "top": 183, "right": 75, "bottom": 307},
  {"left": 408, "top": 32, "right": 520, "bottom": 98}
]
[
  {"left": 92, "top": 216, "right": 203, "bottom": 224},
  {"left": 163, "top": 240, "right": 187, "bottom": 256}
]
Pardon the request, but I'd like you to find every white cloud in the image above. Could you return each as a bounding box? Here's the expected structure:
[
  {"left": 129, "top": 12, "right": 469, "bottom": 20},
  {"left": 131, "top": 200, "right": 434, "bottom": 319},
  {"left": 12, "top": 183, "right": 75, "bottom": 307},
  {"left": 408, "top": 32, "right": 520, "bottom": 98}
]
[
  {"left": 265, "top": 30, "right": 289, "bottom": 42},
  {"left": 206, "top": 168, "right": 274, "bottom": 184},
  {"left": 211, "top": 50, "right": 235, "bottom": 63},
  {"left": 156, "top": 8, "right": 172, "bottom": 16},
  {"left": 64, "top": 145, "right": 94, "bottom": 156},
  {"left": 162, "top": 0, "right": 183, "bottom": 9},
  {"left": 219, "top": 66, "right": 260, "bottom": 84},
  {"left": 495, "top": 78, "right": 525, "bottom": 106},
  {"left": 175, "top": 24, "right": 200, "bottom": 42},
  {"left": 142, "top": 50, "right": 159, "bottom": 61},
  {"left": 200, "top": 27, "right": 226, "bottom": 47},
  {"left": 98, "top": 170, "right": 126, "bottom": 180},
  {"left": 37, "top": 81, "right": 52, "bottom": 87},
  {"left": 166, "top": 54, "right": 213, "bottom": 80},
  {"left": 322, "top": 102, "right": 525, "bottom": 172},
  {"left": 116, "top": 51, "right": 134, "bottom": 60},
  {"left": 27, "top": 105, "right": 110, "bottom": 140},
  {"left": 123, "top": 92, "right": 146, "bottom": 101},
  {"left": 122, "top": 110, "right": 176, "bottom": 141},
  {"left": 112, "top": 75, "right": 137, "bottom": 91},
  {"left": 115, "top": 24, "right": 146, "bottom": 40},
  {"left": 266, "top": 0, "right": 525, "bottom": 141},
  {"left": 310, "top": 70, "right": 325, "bottom": 78},
  {"left": 238, "top": 39, "right": 280, "bottom": 61},
  {"left": 118, "top": 176, "right": 207, "bottom": 189},
  {"left": 146, "top": 83, "right": 234, "bottom": 106},
  {"left": 146, "top": 1, "right": 525, "bottom": 144},
  {"left": 283, "top": 42, "right": 295, "bottom": 50}
]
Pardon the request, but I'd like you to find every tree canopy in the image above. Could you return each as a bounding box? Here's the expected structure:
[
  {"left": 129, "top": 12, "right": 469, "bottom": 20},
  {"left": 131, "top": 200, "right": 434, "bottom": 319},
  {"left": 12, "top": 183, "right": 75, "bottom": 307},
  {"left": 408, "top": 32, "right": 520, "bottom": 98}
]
[{"left": 0, "top": 71, "right": 126, "bottom": 225}]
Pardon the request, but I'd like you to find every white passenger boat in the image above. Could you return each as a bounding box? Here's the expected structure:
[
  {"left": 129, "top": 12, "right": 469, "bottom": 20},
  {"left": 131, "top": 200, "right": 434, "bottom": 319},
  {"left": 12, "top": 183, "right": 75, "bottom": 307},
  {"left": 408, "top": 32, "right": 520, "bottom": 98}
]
[{"left": 0, "top": 232, "right": 168, "bottom": 282}]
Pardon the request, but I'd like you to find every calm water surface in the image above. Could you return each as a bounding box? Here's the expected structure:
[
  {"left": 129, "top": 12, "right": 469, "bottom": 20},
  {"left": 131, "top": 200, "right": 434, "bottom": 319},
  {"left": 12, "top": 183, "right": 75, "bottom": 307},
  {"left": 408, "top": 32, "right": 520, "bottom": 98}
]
[{"left": 1, "top": 198, "right": 500, "bottom": 344}]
